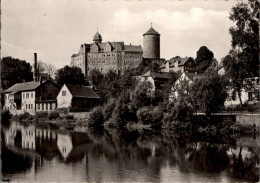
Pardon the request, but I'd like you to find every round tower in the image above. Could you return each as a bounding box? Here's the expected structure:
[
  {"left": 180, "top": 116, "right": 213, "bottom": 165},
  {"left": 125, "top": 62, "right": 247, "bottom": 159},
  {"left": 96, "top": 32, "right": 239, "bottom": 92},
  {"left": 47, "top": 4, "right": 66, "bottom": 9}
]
[
  {"left": 143, "top": 25, "right": 160, "bottom": 59},
  {"left": 93, "top": 31, "right": 102, "bottom": 43}
]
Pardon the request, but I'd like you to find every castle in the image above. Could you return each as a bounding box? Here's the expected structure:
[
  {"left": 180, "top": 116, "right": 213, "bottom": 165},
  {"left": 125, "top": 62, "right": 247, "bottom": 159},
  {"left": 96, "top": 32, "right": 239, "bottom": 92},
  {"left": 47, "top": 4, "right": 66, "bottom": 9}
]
[{"left": 70, "top": 25, "right": 161, "bottom": 75}]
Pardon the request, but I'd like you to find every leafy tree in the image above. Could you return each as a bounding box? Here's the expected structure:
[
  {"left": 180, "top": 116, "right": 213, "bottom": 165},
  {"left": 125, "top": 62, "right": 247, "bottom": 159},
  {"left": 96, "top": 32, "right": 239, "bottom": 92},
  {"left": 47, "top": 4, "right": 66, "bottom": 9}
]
[
  {"left": 223, "top": 0, "right": 259, "bottom": 106},
  {"left": 89, "top": 69, "right": 104, "bottom": 89},
  {"left": 55, "top": 65, "right": 86, "bottom": 87},
  {"left": 131, "top": 80, "right": 153, "bottom": 108},
  {"left": 1, "top": 57, "right": 33, "bottom": 90},
  {"left": 190, "top": 72, "right": 228, "bottom": 115},
  {"left": 195, "top": 46, "right": 214, "bottom": 73}
]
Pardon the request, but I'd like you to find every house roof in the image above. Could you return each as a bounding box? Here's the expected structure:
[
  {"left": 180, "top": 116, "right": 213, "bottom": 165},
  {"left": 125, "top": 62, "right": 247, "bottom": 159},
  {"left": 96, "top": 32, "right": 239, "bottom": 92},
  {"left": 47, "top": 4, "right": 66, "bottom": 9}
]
[
  {"left": 178, "top": 57, "right": 193, "bottom": 66},
  {"left": 66, "top": 84, "right": 100, "bottom": 99},
  {"left": 3, "top": 81, "right": 46, "bottom": 94},
  {"left": 142, "top": 70, "right": 170, "bottom": 79}
]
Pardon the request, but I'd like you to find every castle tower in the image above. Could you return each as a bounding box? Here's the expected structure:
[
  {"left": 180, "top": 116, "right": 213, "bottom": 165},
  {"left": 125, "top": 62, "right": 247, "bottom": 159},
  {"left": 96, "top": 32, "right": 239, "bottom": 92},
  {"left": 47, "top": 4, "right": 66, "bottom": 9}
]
[
  {"left": 143, "top": 24, "right": 160, "bottom": 59},
  {"left": 93, "top": 31, "right": 102, "bottom": 43}
]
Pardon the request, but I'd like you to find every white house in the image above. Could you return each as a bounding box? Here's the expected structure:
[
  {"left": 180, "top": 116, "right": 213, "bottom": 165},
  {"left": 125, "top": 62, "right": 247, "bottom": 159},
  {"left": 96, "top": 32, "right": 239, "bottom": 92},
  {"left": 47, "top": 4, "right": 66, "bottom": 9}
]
[
  {"left": 57, "top": 84, "right": 100, "bottom": 111},
  {"left": 160, "top": 57, "right": 196, "bottom": 73},
  {"left": 224, "top": 77, "right": 260, "bottom": 107},
  {"left": 169, "top": 72, "right": 202, "bottom": 101},
  {"left": 3, "top": 80, "right": 60, "bottom": 115}
]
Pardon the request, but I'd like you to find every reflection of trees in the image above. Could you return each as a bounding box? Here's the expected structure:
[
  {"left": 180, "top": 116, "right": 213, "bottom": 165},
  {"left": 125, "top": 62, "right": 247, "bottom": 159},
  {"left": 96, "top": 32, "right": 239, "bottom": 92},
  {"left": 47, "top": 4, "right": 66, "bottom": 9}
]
[
  {"left": 1, "top": 147, "right": 32, "bottom": 174},
  {"left": 228, "top": 146, "right": 259, "bottom": 182}
]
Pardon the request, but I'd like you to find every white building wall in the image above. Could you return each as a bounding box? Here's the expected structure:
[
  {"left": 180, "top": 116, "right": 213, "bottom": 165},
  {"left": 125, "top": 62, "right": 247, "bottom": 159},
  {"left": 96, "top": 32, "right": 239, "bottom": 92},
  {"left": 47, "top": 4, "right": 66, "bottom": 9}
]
[
  {"left": 21, "top": 91, "right": 36, "bottom": 115},
  {"left": 57, "top": 85, "right": 73, "bottom": 108}
]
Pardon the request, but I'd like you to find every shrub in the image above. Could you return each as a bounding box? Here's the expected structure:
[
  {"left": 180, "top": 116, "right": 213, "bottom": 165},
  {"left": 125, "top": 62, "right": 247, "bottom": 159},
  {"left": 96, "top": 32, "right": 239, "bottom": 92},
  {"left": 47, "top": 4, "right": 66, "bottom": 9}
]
[
  {"left": 65, "top": 115, "right": 74, "bottom": 120},
  {"left": 48, "top": 111, "right": 60, "bottom": 120},
  {"left": 35, "top": 112, "right": 48, "bottom": 119},
  {"left": 103, "top": 99, "right": 116, "bottom": 121},
  {"left": 89, "top": 107, "right": 104, "bottom": 127},
  {"left": 137, "top": 106, "right": 163, "bottom": 129},
  {"left": 1, "top": 110, "right": 12, "bottom": 123},
  {"left": 18, "top": 112, "right": 33, "bottom": 121}
]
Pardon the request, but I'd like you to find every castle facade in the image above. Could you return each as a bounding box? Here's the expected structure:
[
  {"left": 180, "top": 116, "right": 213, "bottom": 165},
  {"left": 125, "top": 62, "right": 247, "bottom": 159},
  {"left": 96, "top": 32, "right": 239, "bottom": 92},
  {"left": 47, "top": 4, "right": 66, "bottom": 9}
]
[{"left": 70, "top": 26, "right": 161, "bottom": 75}]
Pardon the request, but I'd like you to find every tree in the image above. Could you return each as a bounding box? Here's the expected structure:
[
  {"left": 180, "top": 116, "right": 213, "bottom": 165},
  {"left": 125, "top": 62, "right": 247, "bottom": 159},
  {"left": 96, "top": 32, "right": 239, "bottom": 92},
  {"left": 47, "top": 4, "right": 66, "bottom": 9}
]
[
  {"left": 195, "top": 46, "right": 214, "bottom": 74},
  {"left": 1, "top": 57, "right": 33, "bottom": 90},
  {"left": 35, "top": 61, "right": 56, "bottom": 80},
  {"left": 55, "top": 66, "right": 86, "bottom": 87},
  {"left": 190, "top": 72, "right": 228, "bottom": 115},
  {"left": 223, "top": 0, "right": 259, "bottom": 106},
  {"left": 89, "top": 69, "right": 104, "bottom": 89}
]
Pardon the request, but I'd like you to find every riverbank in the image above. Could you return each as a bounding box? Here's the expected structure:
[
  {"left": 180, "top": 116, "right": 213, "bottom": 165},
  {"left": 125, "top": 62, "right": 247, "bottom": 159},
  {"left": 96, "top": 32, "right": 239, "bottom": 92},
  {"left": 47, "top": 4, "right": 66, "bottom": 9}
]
[{"left": 2, "top": 109, "right": 259, "bottom": 135}]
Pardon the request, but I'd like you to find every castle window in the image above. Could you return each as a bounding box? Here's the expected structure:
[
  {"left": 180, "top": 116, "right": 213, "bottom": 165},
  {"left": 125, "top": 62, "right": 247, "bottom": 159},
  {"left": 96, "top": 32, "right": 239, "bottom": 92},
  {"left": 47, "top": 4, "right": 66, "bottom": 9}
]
[
  {"left": 38, "top": 104, "right": 40, "bottom": 110},
  {"left": 62, "top": 91, "right": 66, "bottom": 96},
  {"left": 118, "top": 54, "right": 120, "bottom": 56}
]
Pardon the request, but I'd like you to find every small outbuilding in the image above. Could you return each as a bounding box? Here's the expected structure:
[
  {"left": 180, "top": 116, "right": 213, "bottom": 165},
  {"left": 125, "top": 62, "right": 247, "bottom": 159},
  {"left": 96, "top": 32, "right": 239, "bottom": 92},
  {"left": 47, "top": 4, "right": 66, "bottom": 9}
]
[{"left": 57, "top": 84, "right": 100, "bottom": 112}]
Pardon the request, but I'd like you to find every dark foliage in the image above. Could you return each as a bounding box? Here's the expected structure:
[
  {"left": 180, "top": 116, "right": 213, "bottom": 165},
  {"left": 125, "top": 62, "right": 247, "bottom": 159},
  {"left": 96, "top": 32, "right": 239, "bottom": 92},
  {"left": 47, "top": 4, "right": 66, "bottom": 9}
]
[
  {"left": 1, "top": 57, "right": 33, "bottom": 90},
  {"left": 55, "top": 66, "right": 86, "bottom": 87}
]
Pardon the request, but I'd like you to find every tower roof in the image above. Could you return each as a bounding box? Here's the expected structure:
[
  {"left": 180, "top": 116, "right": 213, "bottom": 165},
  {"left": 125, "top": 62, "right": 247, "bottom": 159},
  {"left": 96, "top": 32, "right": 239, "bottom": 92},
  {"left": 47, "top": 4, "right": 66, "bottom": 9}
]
[
  {"left": 93, "top": 31, "right": 102, "bottom": 42},
  {"left": 143, "top": 27, "right": 160, "bottom": 36}
]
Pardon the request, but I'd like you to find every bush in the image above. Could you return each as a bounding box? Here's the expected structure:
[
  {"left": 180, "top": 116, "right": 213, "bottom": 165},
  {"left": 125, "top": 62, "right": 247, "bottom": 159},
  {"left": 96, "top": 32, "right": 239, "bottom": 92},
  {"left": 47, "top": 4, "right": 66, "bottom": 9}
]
[
  {"left": 18, "top": 112, "right": 33, "bottom": 120},
  {"left": 103, "top": 99, "right": 116, "bottom": 121},
  {"left": 1, "top": 110, "right": 12, "bottom": 123},
  {"left": 89, "top": 107, "right": 104, "bottom": 127},
  {"left": 137, "top": 106, "right": 163, "bottom": 129},
  {"left": 162, "top": 101, "right": 193, "bottom": 130},
  {"left": 35, "top": 112, "right": 48, "bottom": 119},
  {"left": 48, "top": 111, "right": 60, "bottom": 120},
  {"left": 65, "top": 115, "right": 74, "bottom": 120}
]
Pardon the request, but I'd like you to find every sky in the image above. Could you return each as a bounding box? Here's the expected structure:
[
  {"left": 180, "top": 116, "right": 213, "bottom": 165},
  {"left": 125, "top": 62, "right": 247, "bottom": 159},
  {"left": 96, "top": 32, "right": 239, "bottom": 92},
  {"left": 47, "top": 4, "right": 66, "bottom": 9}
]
[{"left": 2, "top": 0, "right": 237, "bottom": 69}]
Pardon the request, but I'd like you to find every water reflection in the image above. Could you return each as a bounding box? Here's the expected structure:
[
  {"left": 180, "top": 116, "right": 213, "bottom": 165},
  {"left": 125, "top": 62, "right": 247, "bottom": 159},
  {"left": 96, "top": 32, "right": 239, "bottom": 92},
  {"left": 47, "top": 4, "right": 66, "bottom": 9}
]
[{"left": 2, "top": 121, "right": 259, "bottom": 182}]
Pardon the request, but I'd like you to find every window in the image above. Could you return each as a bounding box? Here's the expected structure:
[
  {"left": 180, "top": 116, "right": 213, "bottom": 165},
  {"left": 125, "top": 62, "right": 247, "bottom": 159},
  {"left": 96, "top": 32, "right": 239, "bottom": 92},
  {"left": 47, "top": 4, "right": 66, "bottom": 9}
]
[
  {"left": 31, "top": 104, "right": 33, "bottom": 109},
  {"left": 23, "top": 94, "right": 25, "bottom": 99},
  {"left": 26, "top": 93, "right": 29, "bottom": 98},
  {"left": 248, "top": 92, "right": 253, "bottom": 101},
  {"left": 50, "top": 103, "right": 52, "bottom": 110},
  {"left": 38, "top": 104, "right": 40, "bottom": 110},
  {"left": 31, "top": 93, "right": 33, "bottom": 98},
  {"left": 62, "top": 91, "right": 66, "bottom": 96},
  {"left": 26, "top": 104, "right": 27, "bottom": 109},
  {"left": 42, "top": 103, "right": 44, "bottom": 110}
]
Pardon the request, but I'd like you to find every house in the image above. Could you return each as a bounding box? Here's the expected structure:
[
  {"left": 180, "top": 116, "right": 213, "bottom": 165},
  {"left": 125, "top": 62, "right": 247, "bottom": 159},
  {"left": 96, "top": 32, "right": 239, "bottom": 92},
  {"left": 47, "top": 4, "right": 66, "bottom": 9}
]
[
  {"left": 224, "top": 77, "right": 260, "bottom": 107},
  {"left": 169, "top": 72, "right": 202, "bottom": 101},
  {"left": 160, "top": 57, "right": 196, "bottom": 73},
  {"left": 57, "top": 84, "right": 100, "bottom": 111},
  {"left": 3, "top": 79, "right": 60, "bottom": 115},
  {"left": 138, "top": 70, "right": 170, "bottom": 96}
]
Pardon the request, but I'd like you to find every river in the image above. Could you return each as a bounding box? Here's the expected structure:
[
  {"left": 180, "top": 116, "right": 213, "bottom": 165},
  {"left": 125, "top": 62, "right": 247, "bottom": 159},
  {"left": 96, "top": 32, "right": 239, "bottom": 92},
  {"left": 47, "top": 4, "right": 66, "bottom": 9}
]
[{"left": 1, "top": 121, "right": 259, "bottom": 182}]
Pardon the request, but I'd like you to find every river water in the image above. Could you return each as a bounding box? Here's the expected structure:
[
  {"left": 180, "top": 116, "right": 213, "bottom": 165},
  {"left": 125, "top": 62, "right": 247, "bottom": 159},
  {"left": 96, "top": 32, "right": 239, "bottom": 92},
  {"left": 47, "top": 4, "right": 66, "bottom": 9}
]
[{"left": 1, "top": 121, "right": 259, "bottom": 182}]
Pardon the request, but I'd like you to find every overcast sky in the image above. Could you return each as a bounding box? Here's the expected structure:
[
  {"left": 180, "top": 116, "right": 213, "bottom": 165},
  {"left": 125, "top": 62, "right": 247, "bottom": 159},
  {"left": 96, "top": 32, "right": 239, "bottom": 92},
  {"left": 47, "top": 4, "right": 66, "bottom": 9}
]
[{"left": 2, "top": 0, "right": 237, "bottom": 69}]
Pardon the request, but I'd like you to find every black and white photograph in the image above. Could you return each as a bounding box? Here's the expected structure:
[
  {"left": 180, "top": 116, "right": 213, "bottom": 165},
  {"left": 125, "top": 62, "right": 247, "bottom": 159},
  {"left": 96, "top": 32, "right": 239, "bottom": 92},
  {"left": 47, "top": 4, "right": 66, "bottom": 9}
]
[{"left": 1, "top": 0, "right": 259, "bottom": 182}]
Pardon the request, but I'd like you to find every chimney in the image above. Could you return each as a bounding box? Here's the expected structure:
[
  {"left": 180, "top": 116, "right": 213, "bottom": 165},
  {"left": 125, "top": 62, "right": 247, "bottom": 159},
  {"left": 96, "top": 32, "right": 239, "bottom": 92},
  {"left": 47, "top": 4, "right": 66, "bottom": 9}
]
[{"left": 34, "top": 53, "right": 38, "bottom": 81}]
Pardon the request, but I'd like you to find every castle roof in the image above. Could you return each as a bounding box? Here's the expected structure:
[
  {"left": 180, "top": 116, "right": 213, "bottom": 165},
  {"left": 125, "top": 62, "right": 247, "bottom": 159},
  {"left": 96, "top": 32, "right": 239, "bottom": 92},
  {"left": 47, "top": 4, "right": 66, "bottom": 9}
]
[
  {"left": 143, "top": 27, "right": 160, "bottom": 36},
  {"left": 65, "top": 84, "right": 100, "bottom": 99},
  {"left": 124, "top": 45, "right": 143, "bottom": 52},
  {"left": 93, "top": 31, "right": 102, "bottom": 42}
]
